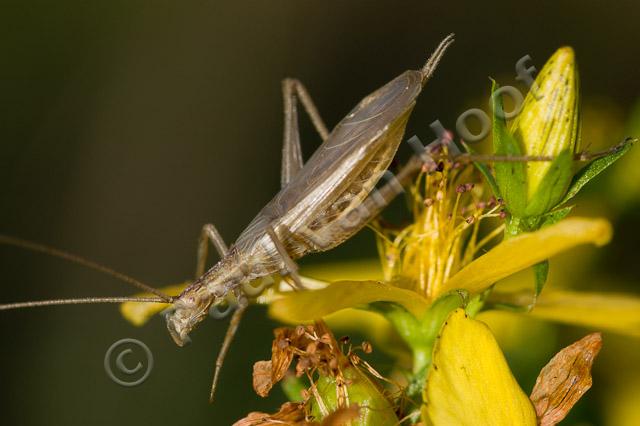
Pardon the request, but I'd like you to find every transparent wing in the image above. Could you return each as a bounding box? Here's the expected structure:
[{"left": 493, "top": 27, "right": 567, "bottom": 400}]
[{"left": 235, "top": 69, "right": 423, "bottom": 254}]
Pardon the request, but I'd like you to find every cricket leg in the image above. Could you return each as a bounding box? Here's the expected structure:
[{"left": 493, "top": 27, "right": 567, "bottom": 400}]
[
  {"left": 196, "top": 224, "right": 229, "bottom": 278},
  {"left": 265, "top": 226, "right": 305, "bottom": 291},
  {"left": 209, "top": 291, "right": 248, "bottom": 403},
  {"left": 281, "top": 78, "right": 330, "bottom": 188}
]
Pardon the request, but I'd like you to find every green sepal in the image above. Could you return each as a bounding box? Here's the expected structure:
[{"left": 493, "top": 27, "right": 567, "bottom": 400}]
[
  {"left": 465, "top": 290, "right": 490, "bottom": 317},
  {"left": 491, "top": 80, "right": 528, "bottom": 216},
  {"left": 540, "top": 205, "right": 574, "bottom": 227},
  {"left": 560, "top": 138, "right": 635, "bottom": 205},
  {"left": 532, "top": 260, "right": 549, "bottom": 299},
  {"left": 504, "top": 214, "right": 540, "bottom": 236},
  {"left": 524, "top": 149, "right": 573, "bottom": 216},
  {"left": 371, "top": 291, "right": 467, "bottom": 374},
  {"left": 405, "top": 366, "right": 429, "bottom": 404},
  {"left": 483, "top": 289, "right": 536, "bottom": 313}
]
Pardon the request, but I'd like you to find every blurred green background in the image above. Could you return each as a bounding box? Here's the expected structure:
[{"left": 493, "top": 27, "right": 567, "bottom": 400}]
[{"left": 1, "top": 1, "right": 639, "bottom": 424}]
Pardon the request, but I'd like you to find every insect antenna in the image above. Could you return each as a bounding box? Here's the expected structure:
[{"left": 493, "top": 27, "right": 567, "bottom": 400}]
[
  {"left": 0, "top": 296, "right": 168, "bottom": 311},
  {"left": 0, "top": 234, "right": 174, "bottom": 303}
]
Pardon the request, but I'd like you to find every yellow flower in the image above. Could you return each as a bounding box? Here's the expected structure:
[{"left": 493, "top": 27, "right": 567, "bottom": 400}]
[
  {"left": 268, "top": 217, "right": 611, "bottom": 321},
  {"left": 267, "top": 161, "right": 611, "bottom": 323}
]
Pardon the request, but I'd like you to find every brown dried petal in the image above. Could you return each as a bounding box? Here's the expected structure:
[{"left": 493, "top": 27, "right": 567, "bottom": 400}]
[
  {"left": 277, "top": 338, "right": 289, "bottom": 350},
  {"left": 252, "top": 360, "right": 274, "bottom": 398},
  {"left": 328, "top": 357, "right": 338, "bottom": 370},
  {"left": 296, "top": 357, "right": 311, "bottom": 376},
  {"left": 271, "top": 328, "right": 296, "bottom": 385},
  {"left": 233, "top": 402, "right": 311, "bottom": 426},
  {"left": 314, "top": 321, "right": 337, "bottom": 345},
  {"left": 306, "top": 341, "right": 318, "bottom": 354},
  {"left": 530, "top": 332, "right": 603, "bottom": 426},
  {"left": 319, "top": 333, "right": 332, "bottom": 345}
]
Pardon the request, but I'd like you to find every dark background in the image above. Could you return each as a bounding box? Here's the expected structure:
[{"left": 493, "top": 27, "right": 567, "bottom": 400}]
[{"left": 1, "top": 1, "right": 639, "bottom": 425}]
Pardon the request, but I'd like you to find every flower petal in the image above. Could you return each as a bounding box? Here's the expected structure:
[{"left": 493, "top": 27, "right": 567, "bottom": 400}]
[
  {"left": 440, "top": 217, "right": 612, "bottom": 295},
  {"left": 529, "top": 290, "right": 640, "bottom": 337},
  {"left": 120, "top": 283, "right": 188, "bottom": 326},
  {"left": 300, "top": 259, "right": 384, "bottom": 282},
  {"left": 268, "top": 280, "right": 429, "bottom": 322},
  {"left": 422, "top": 309, "right": 537, "bottom": 425}
]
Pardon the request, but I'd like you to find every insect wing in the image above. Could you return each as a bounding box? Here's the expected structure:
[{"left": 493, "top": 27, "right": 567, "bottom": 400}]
[{"left": 235, "top": 70, "right": 423, "bottom": 253}]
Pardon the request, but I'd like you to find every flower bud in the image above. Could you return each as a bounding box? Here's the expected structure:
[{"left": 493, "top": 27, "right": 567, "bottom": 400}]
[
  {"left": 509, "top": 47, "right": 580, "bottom": 198},
  {"left": 310, "top": 366, "right": 398, "bottom": 424}
]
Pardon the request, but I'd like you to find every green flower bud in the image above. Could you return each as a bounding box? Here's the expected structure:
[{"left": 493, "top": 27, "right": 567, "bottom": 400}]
[
  {"left": 509, "top": 47, "right": 580, "bottom": 200},
  {"left": 310, "top": 366, "right": 398, "bottom": 425}
]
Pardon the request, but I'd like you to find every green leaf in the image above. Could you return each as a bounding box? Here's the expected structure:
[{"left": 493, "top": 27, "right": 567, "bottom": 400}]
[
  {"left": 491, "top": 80, "right": 528, "bottom": 216},
  {"left": 533, "top": 260, "right": 549, "bottom": 298},
  {"left": 525, "top": 149, "right": 573, "bottom": 216},
  {"left": 561, "top": 139, "right": 634, "bottom": 205}
]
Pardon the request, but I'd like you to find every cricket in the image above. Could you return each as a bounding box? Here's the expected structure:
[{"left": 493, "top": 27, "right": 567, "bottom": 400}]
[
  {"left": 0, "top": 33, "right": 632, "bottom": 406},
  {"left": 0, "top": 35, "right": 455, "bottom": 402}
]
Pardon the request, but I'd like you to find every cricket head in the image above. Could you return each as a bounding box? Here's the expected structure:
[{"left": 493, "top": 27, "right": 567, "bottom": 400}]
[
  {"left": 164, "top": 284, "right": 216, "bottom": 347},
  {"left": 164, "top": 253, "right": 246, "bottom": 346}
]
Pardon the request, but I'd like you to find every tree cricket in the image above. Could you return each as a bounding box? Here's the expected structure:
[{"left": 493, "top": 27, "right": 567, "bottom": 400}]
[{"left": 0, "top": 35, "right": 456, "bottom": 401}]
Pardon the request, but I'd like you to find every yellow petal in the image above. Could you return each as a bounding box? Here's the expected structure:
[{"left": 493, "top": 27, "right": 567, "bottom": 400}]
[
  {"left": 510, "top": 47, "right": 580, "bottom": 197},
  {"left": 300, "top": 259, "right": 384, "bottom": 282},
  {"left": 422, "top": 309, "right": 537, "bottom": 426},
  {"left": 120, "top": 283, "right": 188, "bottom": 326},
  {"left": 529, "top": 290, "right": 640, "bottom": 337},
  {"left": 268, "top": 280, "right": 429, "bottom": 322},
  {"left": 605, "top": 376, "right": 640, "bottom": 426},
  {"left": 440, "top": 217, "right": 612, "bottom": 296}
]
